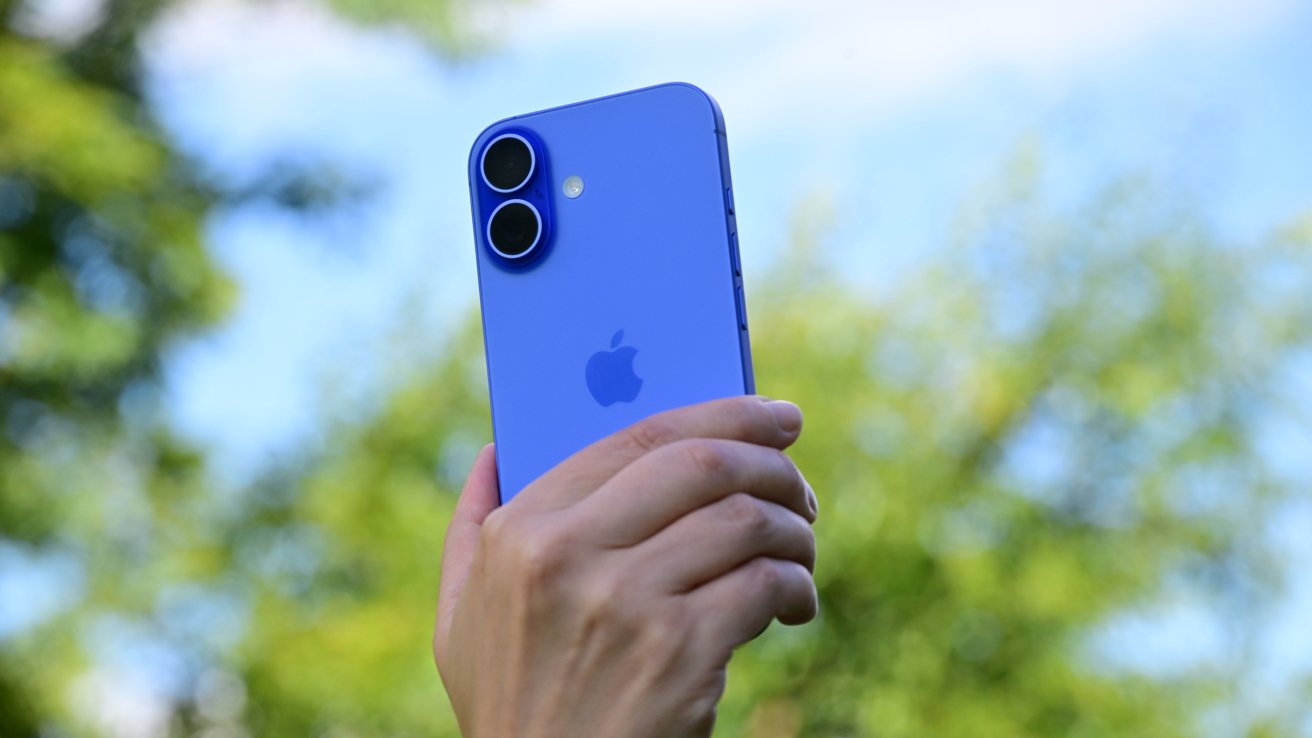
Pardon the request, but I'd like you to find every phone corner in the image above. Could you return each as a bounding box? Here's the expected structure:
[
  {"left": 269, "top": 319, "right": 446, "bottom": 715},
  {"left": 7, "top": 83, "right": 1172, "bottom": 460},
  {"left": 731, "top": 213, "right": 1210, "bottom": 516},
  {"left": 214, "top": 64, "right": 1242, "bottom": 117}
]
[{"left": 653, "top": 82, "right": 728, "bottom": 133}]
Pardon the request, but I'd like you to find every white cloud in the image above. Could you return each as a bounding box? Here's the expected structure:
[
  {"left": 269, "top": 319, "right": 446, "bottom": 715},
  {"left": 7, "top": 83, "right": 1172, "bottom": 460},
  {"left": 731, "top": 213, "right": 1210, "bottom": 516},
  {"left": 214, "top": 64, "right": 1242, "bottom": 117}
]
[
  {"left": 508, "top": 0, "right": 1295, "bottom": 133},
  {"left": 148, "top": 0, "right": 1295, "bottom": 146},
  {"left": 143, "top": 0, "right": 443, "bottom": 182}
]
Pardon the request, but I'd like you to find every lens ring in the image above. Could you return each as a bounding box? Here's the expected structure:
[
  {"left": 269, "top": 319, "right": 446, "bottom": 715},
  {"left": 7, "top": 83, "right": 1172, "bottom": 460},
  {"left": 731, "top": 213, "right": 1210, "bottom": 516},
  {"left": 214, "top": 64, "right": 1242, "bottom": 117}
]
[
  {"left": 486, "top": 199, "right": 542, "bottom": 260},
  {"left": 481, "top": 133, "right": 536, "bottom": 193}
]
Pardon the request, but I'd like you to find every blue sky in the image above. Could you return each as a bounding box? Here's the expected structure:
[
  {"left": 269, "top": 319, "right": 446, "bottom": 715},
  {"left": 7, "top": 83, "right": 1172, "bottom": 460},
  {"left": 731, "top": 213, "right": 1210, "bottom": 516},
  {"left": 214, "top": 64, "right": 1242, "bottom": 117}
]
[{"left": 139, "top": 0, "right": 1312, "bottom": 478}]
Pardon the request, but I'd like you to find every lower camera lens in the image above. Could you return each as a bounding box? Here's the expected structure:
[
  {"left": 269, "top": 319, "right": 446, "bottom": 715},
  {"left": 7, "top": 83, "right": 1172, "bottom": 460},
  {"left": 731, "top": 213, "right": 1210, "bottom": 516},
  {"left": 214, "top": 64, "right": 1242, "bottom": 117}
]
[
  {"left": 482, "top": 134, "right": 535, "bottom": 192},
  {"left": 487, "top": 200, "right": 542, "bottom": 259}
]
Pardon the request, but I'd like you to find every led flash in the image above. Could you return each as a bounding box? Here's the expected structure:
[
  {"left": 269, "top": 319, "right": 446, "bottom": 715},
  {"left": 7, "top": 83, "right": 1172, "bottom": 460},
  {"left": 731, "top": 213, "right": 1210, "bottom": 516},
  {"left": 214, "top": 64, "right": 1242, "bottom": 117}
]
[{"left": 562, "top": 175, "right": 585, "bottom": 199}]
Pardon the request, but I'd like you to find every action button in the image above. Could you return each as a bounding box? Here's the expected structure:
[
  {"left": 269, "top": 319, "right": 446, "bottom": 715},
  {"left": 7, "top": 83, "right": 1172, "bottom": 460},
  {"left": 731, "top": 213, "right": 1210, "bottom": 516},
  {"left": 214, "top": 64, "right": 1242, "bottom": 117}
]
[{"left": 724, "top": 186, "right": 735, "bottom": 215}]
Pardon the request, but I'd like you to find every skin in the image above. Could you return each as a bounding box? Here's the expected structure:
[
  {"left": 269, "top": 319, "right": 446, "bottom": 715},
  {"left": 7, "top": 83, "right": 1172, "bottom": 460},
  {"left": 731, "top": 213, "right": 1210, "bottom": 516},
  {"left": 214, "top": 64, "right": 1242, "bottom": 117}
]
[{"left": 433, "top": 395, "right": 819, "bottom": 738}]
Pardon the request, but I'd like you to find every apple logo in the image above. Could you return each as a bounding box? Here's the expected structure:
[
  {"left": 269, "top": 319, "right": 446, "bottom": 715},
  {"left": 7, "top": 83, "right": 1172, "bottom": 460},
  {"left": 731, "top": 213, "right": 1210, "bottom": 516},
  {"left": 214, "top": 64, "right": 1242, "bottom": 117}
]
[{"left": 586, "top": 329, "right": 643, "bottom": 407}]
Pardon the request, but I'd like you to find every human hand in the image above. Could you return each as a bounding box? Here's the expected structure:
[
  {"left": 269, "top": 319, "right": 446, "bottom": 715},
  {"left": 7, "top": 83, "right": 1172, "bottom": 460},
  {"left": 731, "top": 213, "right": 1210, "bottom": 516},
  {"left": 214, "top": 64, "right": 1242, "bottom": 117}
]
[{"left": 433, "top": 395, "right": 817, "bottom": 738}]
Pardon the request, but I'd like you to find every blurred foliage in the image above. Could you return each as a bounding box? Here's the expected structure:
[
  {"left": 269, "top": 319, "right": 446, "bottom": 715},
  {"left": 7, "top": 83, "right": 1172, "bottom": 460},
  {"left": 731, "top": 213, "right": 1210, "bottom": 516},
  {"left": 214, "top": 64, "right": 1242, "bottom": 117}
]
[
  {"left": 3, "top": 0, "right": 1312, "bottom": 737},
  {"left": 714, "top": 172, "right": 1312, "bottom": 737},
  {"left": 0, "top": 0, "right": 461, "bottom": 734},
  {"left": 214, "top": 176, "right": 1310, "bottom": 738},
  {"left": 321, "top": 0, "right": 505, "bottom": 56},
  {"left": 1, "top": 1, "right": 230, "bottom": 732}
]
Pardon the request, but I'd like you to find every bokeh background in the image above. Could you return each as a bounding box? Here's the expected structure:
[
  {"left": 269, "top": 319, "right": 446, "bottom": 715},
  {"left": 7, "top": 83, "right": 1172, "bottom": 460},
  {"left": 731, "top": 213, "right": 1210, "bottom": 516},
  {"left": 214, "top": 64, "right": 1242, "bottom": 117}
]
[{"left": 3, "top": 0, "right": 1312, "bottom": 735}]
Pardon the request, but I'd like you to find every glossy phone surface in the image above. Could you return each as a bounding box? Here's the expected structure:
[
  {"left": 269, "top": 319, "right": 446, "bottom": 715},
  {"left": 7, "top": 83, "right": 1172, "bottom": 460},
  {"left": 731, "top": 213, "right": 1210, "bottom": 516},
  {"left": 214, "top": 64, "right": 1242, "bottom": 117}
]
[{"left": 469, "top": 82, "right": 753, "bottom": 503}]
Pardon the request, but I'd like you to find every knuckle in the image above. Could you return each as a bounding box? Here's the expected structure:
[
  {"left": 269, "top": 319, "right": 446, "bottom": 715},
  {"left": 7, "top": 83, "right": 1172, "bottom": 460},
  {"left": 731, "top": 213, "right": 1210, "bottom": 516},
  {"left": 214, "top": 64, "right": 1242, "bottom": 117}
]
[
  {"left": 802, "top": 529, "right": 818, "bottom": 571},
  {"left": 776, "top": 451, "right": 810, "bottom": 503},
  {"left": 715, "top": 395, "right": 757, "bottom": 432},
  {"left": 479, "top": 507, "right": 517, "bottom": 550},
  {"left": 482, "top": 511, "right": 585, "bottom": 595},
  {"left": 577, "top": 573, "right": 625, "bottom": 625},
  {"left": 793, "top": 573, "right": 820, "bottom": 622},
  {"left": 638, "top": 609, "right": 689, "bottom": 666},
  {"left": 774, "top": 448, "right": 801, "bottom": 480},
  {"left": 481, "top": 506, "right": 512, "bottom": 539},
  {"left": 622, "top": 415, "right": 674, "bottom": 455},
  {"left": 722, "top": 493, "right": 769, "bottom": 534},
  {"left": 516, "top": 528, "right": 569, "bottom": 586},
  {"left": 681, "top": 439, "right": 734, "bottom": 480},
  {"left": 738, "top": 395, "right": 776, "bottom": 431},
  {"left": 752, "top": 557, "right": 782, "bottom": 592}
]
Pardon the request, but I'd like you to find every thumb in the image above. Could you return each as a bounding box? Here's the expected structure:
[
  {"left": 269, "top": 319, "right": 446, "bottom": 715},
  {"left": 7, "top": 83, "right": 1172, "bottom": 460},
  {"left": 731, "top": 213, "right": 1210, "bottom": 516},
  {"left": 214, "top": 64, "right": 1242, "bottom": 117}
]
[{"left": 434, "top": 443, "right": 500, "bottom": 665}]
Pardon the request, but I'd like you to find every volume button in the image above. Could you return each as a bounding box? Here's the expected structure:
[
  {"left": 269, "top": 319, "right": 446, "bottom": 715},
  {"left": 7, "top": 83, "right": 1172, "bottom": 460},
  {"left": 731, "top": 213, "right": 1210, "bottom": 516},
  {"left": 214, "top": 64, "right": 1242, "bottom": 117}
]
[
  {"left": 735, "top": 284, "right": 748, "bottom": 329},
  {"left": 730, "top": 232, "right": 741, "bottom": 276},
  {"left": 725, "top": 186, "right": 735, "bottom": 215}
]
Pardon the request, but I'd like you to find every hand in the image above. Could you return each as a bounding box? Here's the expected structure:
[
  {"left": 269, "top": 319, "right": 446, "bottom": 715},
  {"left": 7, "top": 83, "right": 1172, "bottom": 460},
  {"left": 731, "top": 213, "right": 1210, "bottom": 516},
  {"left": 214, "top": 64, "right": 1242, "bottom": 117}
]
[{"left": 433, "top": 395, "right": 818, "bottom": 738}]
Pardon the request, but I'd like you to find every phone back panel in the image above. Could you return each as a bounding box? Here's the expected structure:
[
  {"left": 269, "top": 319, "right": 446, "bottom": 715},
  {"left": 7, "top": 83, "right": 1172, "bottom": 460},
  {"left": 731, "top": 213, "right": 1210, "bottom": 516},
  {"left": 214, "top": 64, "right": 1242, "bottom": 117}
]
[{"left": 469, "top": 83, "right": 753, "bottom": 502}]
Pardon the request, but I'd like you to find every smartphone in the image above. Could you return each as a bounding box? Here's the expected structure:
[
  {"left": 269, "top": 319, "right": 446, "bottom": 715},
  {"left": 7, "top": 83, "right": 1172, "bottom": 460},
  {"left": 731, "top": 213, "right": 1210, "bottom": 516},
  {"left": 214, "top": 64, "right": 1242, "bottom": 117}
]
[{"left": 468, "top": 82, "right": 753, "bottom": 503}]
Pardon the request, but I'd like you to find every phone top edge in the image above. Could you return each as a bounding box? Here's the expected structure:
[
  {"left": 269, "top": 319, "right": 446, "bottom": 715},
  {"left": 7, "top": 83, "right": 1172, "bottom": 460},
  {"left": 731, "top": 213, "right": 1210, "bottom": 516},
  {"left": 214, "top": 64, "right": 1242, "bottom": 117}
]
[{"left": 467, "top": 82, "right": 726, "bottom": 172}]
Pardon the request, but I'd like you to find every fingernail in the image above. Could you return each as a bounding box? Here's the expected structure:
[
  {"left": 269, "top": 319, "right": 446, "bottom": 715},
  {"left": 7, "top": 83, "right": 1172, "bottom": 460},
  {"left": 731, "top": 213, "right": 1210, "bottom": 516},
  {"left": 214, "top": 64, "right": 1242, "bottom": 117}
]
[
  {"left": 806, "top": 481, "right": 819, "bottom": 520},
  {"left": 765, "top": 400, "right": 803, "bottom": 433}
]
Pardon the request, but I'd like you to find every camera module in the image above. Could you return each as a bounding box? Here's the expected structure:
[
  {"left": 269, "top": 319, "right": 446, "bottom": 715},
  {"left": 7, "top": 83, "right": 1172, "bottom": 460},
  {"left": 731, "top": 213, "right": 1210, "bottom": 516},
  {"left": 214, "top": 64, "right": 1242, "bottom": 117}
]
[
  {"left": 487, "top": 199, "right": 542, "bottom": 259},
  {"left": 481, "top": 133, "right": 535, "bottom": 193}
]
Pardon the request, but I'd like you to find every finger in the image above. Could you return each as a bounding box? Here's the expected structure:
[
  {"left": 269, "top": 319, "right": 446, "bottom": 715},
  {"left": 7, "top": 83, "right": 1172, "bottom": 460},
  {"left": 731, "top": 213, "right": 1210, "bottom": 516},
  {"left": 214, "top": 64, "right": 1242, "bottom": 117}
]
[
  {"left": 635, "top": 493, "right": 815, "bottom": 592},
  {"left": 687, "top": 557, "right": 818, "bottom": 655},
  {"left": 579, "top": 438, "right": 814, "bottom": 546},
  {"left": 522, "top": 395, "right": 803, "bottom": 509},
  {"left": 434, "top": 443, "right": 499, "bottom": 667}
]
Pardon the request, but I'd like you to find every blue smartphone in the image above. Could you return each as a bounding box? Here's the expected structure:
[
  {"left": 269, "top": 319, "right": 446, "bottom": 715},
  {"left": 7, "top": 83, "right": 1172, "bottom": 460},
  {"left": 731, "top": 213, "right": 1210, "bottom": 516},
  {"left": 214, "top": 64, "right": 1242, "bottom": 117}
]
[{"left": 468, "top": 82, "right": 753, "bottom": 503}]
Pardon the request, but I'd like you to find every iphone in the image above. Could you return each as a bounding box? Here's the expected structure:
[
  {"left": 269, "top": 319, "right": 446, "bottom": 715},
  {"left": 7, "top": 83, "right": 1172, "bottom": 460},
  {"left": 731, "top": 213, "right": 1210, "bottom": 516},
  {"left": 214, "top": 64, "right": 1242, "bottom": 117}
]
[{"left": 468, "top": 83, "right": 752, "bottom": 502}]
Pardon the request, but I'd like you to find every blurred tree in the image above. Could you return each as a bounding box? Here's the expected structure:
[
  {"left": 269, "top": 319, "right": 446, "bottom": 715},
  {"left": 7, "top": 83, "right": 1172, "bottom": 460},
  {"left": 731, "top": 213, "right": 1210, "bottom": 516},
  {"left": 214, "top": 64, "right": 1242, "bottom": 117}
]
[
  {"left": 1, "top": 3, "right": 230, "bottom": 732},
  {"left": 0, "top": 0, "right": 478, "bottom": 734},
  {"left": 226, "top": 169, "right": 1312, "bottom": 736},
  {"left": 712, "top": 172, "right": 1312, "bottom": 737}
]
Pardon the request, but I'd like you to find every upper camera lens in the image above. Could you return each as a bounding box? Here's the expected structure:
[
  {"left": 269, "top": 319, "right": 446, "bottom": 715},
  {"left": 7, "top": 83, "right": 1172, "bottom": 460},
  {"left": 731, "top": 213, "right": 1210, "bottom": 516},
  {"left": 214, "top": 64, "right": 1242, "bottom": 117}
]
[
  {"left": 487, "top": 200, "right": 542, "bottom": 259},
  {"left": 482, "top": 134, "right": 535, "bottom": 192}
]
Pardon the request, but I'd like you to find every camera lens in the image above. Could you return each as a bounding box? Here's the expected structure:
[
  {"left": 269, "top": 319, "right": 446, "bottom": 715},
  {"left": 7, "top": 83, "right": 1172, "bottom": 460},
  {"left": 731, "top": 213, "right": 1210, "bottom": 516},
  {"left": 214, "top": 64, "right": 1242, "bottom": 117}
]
[
  {"left": 481, "top": 134, "right": 535, "bottom": 192},
  {"left": 487, "top": 199, "right": 542, "bottom": 259}
]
